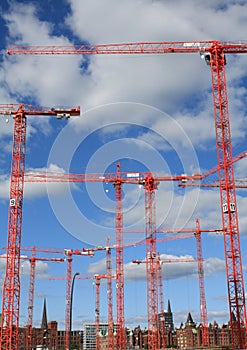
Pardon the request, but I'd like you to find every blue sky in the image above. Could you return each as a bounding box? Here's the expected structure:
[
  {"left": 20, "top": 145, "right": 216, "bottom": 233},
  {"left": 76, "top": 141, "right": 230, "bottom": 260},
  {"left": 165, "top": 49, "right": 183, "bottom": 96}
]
[{"left": 0, "top": 0, "right": 247, "bottom": 331}]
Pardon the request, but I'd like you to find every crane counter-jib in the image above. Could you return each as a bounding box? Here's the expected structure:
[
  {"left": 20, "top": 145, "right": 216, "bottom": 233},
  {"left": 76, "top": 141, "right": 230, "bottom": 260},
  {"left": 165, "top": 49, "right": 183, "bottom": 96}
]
[
  {"left": 0, "top": 104, "right": 80, "bottom": 115},
  {"left": 6, "top": 40, "right": 247, "bottom": 55}
]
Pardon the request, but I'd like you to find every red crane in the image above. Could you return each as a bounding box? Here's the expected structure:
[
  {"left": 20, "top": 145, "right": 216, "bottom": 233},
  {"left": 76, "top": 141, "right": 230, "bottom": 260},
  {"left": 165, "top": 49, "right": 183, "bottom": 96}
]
[
  {"left": 132, "top": 257, "right": 199, "bottom": 264},
  {"left": 24, "top": 164, "right": 201, "bottom": 350},
  {"left": 88, "top": 231, "right": 210, "bottom": 350},
  {"left": 179, "top": 180, "right": 247, "bottom": 189},
  {"left": 20, "top": 245, "right": 93, "bottom": 349},
  {"left": 133, "top": 221, "right": 223, "bottom": 349},
  {"left": 178, "top": 150, "right": 247, "bottom": 188},
  {"left": 156, "top": 253, "right": 165, "bottom": 349},
  {"left": 49, "top": 272, "right": 93, "bottom": 349},
  {"left": 105, "top": 237, "right": 115, "bottom": 350},
  {"left": 0, "top": 103, "right": 80, "bottom": 350},
  {"left": 114, "top": 164, "right": 126, "bottom": 349},
  {"left": 132, "top": 255, "right": 198, "bottom": 350},
  {"left": 0, "top": 249, "right": 65, "bottom": 349},
  {"left": 158, "top": 224, "right": 224, "bottom": 348},
  {"left": 144, "top": 174, "right": 159, "bottom": 350},
  {"left": 194, "top": 219, "right": 209, "bottom": 347},
  {"left": 25, "top": 251, "right": 65, "bottom": 349},
  {"left": 8, "top": 40, "right": 247, "bottom": 348},
  {"left": 94, "top": 274, "right": 116, "bottom": 350},
  {"left": 63, "top": 248, "right": 94, "bottom": 350}
]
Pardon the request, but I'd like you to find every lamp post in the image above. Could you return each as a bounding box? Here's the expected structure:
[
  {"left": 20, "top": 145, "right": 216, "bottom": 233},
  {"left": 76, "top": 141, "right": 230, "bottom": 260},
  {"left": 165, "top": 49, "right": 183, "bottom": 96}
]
[{"left": 69, "top": 272, "right": 80, "bottom": 350}]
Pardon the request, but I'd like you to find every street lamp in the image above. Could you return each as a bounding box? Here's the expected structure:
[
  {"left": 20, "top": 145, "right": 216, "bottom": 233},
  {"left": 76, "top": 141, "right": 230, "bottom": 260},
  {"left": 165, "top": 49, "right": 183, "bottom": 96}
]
[{"left": 69, "top": 272, "right": 80, "bottom": 350}]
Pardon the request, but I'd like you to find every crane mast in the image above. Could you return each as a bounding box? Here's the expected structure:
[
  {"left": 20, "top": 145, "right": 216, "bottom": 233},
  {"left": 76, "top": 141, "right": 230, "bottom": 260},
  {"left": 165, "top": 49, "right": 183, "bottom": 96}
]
[
  {"left": 157, "top": 253, "right": 166, "bottom": 349},
  {"left": 1, "top": 108, "right": 27, "bottom": 350},
  {"left": 26, "top": 253, "right": 65, "bottom": 349},
  {"left": 26, "top": 248, "right": 37, "bottom": 349},
  {"left": 114, "top": 163, "right": 126, "bottom": 350},
  {"left": 144, "top": 175, "right": 159, "bottom": 350},
  {"left": 195, "top": 219, "right": 209, "bottom": 346},
  {"left": 106, "top": 237, "right": 115, "bottom": 350},
  {"left": 133, "top": 255, "right": 200, "bottom": 349},
  {"left": 210, "top": 48, "right": 246, "bottom": 348},
  {"left": 0, "top": 104, "right": 80, "bottom": 350},
  {"left": 95, "top": 275, "right": 101, "bottom": 350},
  {"left": 63, "top": 248, "right": 94, "bottom": 350},
  {"left": 94, "top": 274, "right": 115, "bottom": 350},
  {"left": 65, "top": 250, "right": 72, "bottom": 350}
]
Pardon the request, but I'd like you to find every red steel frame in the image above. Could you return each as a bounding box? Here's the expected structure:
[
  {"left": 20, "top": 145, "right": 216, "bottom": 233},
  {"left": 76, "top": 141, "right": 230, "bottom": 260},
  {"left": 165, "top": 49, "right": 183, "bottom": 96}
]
[
  {"left": 195, "top": 219, "right": 209, "bottom": 346},
  {"left": 157, "top": 253, "right": 166, "bottom": 349},
  {"left": 63, "top": 249, "right": 94, "bottom": 350},
  {"left": 106, "top": 237, "right": 115, "bottom": 350},
  {"left": 65, "top": 250, "right": 72, "bottom": 350},
  {"left": 95, "top": 274, "right": 115, "bottom": 350},
  {"left": 144, "top": 175, "right": 159, "bottom": 350},
  {"left": 7, "top": 41, "right": 247, "bottom": 56},
  {"left": 114, "top": 164, "right": 126, "bottom": 350},
  {"left": 25, "top": 168, "right": 227, "bottom": 349},
  {"left": 26, "top": 253, "right": 65, "bottom": 349},
  {"left": 26, "top": 248, "right": 36, "bottom": 349},
  {"left": 95, "top": 275, "right": 101, "bottom": 350},
  {"left": 210, "top": 47, "right": 246, "bottom": 348},
  {"left": 0, "top": 104, "right": 80, "bottom": 350},
  {"left": 25, "top": 168, "right": 200, "bottom": 350},
  {"left": 1, "top": 111, "right": 27, "bottom": 350}
]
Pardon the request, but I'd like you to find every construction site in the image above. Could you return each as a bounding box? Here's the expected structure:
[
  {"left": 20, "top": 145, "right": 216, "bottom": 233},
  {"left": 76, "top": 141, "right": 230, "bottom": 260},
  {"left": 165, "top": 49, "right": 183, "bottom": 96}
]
[
  {"left": 0, "top": 40, "right": 246, "bottom": 350},
  {"left": 0, "top": 2, "right": 247, "bottom": 350}
]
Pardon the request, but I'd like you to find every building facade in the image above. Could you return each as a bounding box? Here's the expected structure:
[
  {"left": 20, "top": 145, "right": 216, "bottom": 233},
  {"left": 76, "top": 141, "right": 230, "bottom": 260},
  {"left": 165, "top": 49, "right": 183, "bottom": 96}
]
[{"left": 0, "top": 298, "right": 238, "bottom": 349}]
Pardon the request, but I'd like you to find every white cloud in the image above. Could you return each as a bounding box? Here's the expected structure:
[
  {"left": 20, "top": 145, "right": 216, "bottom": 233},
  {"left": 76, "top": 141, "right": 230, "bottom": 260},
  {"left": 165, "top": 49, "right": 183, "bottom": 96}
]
[
  {"left": 20, "top": 259, "right": 51, "bottom": 279},
  {"left": 0, "top": 163, "right": 79, "bottom": 200},
  {"left": 2, "top": 0, "right": 246, "bottom": 150},
  {"left": 87, "top": 252, "right": 225, "bottom": 281},
  {"left": 0, "top": 253, "right": 52, "bottom": 279},
  {"left": 87, "top": 258, "right": 106, "bottom": 275},
  {"left": 207, "top": 310, "right": 230, "bottom": 324},
  {"left": 124, "top": 253, "right": 225, "bottom": 281},
  {"left": 66, "top": 1, "right": 247, "bottom": 43},
  {"left": 235, "top": 156, "right": 247, "bottom": 179}
]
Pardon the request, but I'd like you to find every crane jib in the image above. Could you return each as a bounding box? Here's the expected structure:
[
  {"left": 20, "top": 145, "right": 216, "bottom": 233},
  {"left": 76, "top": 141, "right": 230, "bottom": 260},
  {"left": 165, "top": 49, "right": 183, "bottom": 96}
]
[{"left": 6, "top": 40, "right": 247, "bottom": 55}]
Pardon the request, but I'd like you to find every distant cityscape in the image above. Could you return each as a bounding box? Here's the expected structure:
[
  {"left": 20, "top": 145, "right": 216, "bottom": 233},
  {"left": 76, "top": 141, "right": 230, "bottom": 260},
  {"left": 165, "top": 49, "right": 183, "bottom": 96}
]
[{"left": 5, "top": 298, "right": 237, "bottom": 349}]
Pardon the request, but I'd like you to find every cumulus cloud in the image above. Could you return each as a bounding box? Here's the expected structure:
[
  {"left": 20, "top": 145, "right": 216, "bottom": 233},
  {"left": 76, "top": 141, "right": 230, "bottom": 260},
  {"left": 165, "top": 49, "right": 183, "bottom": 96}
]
[
  {"left": 87, "top": 253, "right": 225, "bottom": 281},
  {"left": 88, "top": 258, "right": 106, "bottom": 275},
  {"left": 0, "top": 253, "right": 52, "bottom": 279},
  {"left": 20, "top": 259, "right": 51, "bottom": 279},
  {"left": 0, "top": 163, "right": 80, "bottom": 200},
  {"left": 2, "top": 0, "right": 246, "bottom": 147}
]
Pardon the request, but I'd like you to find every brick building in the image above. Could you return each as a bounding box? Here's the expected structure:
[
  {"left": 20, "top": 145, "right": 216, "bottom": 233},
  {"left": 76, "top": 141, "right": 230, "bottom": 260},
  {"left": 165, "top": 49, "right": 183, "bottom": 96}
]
[
  {"left": 16, "top": 298, "right": 83, "bottom": 349},
  {"left": 175, "top": 312, "right": 233, "bottom": 349},
  {"left": 131, "top": 303, "right": 234, "bottom": 349},
  {"left": 0, "top": 298, "right": 240, "bottom": 349}
]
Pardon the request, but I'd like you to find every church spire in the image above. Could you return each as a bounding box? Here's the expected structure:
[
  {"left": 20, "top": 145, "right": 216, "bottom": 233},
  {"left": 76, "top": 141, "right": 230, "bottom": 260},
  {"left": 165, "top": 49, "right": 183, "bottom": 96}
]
[
  {"left": 41, "top": 298, "right": 48, "bottom": 330},
  {"left": 167, "top": 299, "right": 172, "bottom": 314}
]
